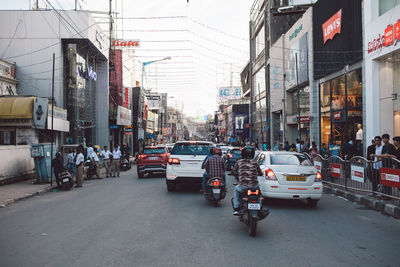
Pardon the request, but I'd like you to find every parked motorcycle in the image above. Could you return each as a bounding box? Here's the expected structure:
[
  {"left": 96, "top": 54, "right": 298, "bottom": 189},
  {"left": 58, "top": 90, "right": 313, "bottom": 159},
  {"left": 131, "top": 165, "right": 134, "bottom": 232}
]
[
  {"left": 57, "top": 169, "right": 74, "bottom": 190},
  {"left": 231, "top": 184, "right": 269, "bottom": 237},
  {"left": 120, "top": 154, "right": 131, "bottom": 171},
  {"left": 203, "top": 177, "right": 226, "bottom": 206},
  {"left": 84, "top": 159, "right": 97, "bottom": 179}
]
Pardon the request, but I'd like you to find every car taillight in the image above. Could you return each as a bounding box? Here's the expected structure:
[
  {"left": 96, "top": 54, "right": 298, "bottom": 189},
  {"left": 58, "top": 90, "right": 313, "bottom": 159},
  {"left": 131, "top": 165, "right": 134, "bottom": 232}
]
[
  {"left": 138, "top": 155, "right": 144, "bottom": 160},
  {"left": 168, "top": 158, "right": 180, "bottom": 165},
  {"left": 247, "top": 189, "right": 259, "bottom": 195},
  {"left": 265, "top": 168, "right": 277, "bottom": 180},
  {"left": 315, "top": 172, "right": 322, "bottom": 182},
  {"left": 228, "top": 154, "right": 233, "bottom": 158}
]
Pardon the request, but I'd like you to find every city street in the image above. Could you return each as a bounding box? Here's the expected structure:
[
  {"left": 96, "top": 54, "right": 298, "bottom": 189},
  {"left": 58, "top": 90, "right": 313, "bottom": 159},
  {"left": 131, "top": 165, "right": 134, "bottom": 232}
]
[{"left": 1, "top": 167, "right": 400, "bottom": 267}]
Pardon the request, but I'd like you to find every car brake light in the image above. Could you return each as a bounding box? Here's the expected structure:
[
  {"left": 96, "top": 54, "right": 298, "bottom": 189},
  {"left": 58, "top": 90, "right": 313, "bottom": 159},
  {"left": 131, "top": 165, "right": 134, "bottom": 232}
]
[
  {"left": 247, "top": 189, "right": 259, "bottom": 195},
  {"left": 265, "top": 168, "right": 277, "bottom": 180},
  {"left": 315, "top": 172, "right": 322, "bottom": 182},
  {"left": 213, "top": 180, "right": 220, "bottom": 186},
  {"left": 168, "top": 158, "right": 180, "bottom": 165},
  {"left": 138, "top": 155, "right": 144, "bottom": 160}
]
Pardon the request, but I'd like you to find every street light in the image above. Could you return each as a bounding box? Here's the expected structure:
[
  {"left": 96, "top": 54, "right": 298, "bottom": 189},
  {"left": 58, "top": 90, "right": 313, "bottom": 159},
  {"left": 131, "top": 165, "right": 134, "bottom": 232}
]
[{"left": 141, "top": 56, "right": 172, "bottom": 91}]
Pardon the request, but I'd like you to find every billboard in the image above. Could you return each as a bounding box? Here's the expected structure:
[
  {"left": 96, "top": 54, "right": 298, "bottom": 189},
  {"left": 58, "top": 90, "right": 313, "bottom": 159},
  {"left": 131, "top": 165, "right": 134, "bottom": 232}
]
[
  {"left": 218, "top": 87, "right": 242, "bottom": 102},
  {"left": 234, "top": 112, "right": 249, "bottom": 138},
  {"left": 146, "top": 94, "right": 163, "bottom": 110},
  {"left": 32, "top": 97, "right": 48, "bottom": 129},
  {"left": 117, "top": 106, "right": 132, "bottom": 126}
]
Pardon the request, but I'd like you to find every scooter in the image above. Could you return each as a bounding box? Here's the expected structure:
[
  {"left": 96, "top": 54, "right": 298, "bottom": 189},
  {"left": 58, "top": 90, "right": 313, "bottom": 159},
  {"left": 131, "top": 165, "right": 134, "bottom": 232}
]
[
  {"left": 231, "top": 184, "right": 269, "bottom": 237},
  {"left": 203, "top": 177, "right": 226, "bottom": 206},
  {"left": 57, "top": 169, "right": 74, "bottom": 190},
  {"left": 84, "top": 159, "right": 97, "bottom": 179},
  {"left": 120, "top": 154, "right": 131, "bottom": 171}
]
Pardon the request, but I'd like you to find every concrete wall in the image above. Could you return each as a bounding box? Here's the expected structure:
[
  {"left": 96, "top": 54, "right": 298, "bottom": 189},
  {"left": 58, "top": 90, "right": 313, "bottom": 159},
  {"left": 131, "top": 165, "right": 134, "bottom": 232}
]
[{"left": 0, "top": 145, "right": 34, "bottom": 181}]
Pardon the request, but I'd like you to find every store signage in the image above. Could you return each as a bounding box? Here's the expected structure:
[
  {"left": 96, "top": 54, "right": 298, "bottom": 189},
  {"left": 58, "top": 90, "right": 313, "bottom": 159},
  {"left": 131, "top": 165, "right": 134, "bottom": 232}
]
[
  {"left": 297, "top": 116, "right": 310, "bottom": 123},
  {"left": 218, "top": 87, "right": 242, "bottom": 102},
  {"left": 351, "top": 165, "right": 364, "bottom": 183},
  {"left": 333, "top": 111, "right": 341, "bottom": 120},
  {"left": 384, "top": 24, "right": 394, "bottom": 47},
  {"left": 395, "top": 20, "right": 400, "bottom": 41},
  {"left": 367, "top": 34, "right": 385, "bottom": 54},
  {"left": 77, "top": 65, "right": 97, "bottom": 81},
  {"left": 112, "top": 39, "right": 140, "bottom": 47},
  {"left": 380, "top": 168, "right": 400, "bottom": 188},
  {"left": 289, "top": 24, "right": 303, "bottom": 41},
  {"left": 322, "top": 9, "right": 342, "bottom": 44},
  {"left": 330, "top": 163, "right": 341, "bottom": 178},
  {"left": 117, "top": 106, "right": 132, "bottom": 126},
  {"left": 123, "top": 87, "right": 130, "bottom": 109}
]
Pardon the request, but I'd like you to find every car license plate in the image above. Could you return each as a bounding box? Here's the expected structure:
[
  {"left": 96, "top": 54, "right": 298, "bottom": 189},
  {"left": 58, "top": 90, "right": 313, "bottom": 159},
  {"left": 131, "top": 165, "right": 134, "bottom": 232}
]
[
  {"left": 62, "top": 178, "right": 69, "bottom": 182},
  {"left": 286, "top": 176, "right": 306, "bottom": 181},
  {"left": 149, "top": 157, "right": 158, "bottom": 160},
  {"left": 248, "top": 203, "right": 261, "bottom": 210},
  {"left": 212, "top": 189, "right": 220, "bottom": 194}
]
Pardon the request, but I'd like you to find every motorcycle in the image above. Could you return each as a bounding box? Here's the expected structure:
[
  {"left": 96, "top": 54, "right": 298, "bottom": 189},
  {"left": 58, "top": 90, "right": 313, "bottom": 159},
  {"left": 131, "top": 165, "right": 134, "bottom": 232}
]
[
  {"left": 120, "top": 154, "right": 131, "bottom": 171},
  {"left": 231, "top": 184, "right": 269, "bottom": 237},
  {"left": 203, "top": 177, "right": 226, "bottom": 206},
  {"left": 57, "top": 169, "right": 74, "bottom": 190},
  {"left": 84, "top": 159, "right": 97, "bottom": 179}
]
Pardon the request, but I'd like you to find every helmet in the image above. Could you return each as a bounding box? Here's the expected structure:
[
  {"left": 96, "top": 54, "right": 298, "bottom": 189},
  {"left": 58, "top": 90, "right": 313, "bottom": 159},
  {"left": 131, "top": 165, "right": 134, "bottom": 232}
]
[
  {"left": 213, "top": 147, "right": 222, "bottom": 155},
  {"left": 241, "top": 146, "right": 255, "bottom": 159}
]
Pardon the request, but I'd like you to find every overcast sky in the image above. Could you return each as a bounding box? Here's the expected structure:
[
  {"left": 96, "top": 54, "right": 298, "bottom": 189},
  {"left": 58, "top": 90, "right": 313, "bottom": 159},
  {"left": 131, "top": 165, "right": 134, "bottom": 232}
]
[{"left": 2, "top": 0, "right": 252, "bottom": 118}]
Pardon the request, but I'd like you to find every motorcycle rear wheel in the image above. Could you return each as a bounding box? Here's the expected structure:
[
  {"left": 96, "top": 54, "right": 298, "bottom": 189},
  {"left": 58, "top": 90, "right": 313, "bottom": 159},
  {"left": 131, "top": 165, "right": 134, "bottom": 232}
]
[{"left": 248, "top": 217, "right": 257, "bottom": 237}]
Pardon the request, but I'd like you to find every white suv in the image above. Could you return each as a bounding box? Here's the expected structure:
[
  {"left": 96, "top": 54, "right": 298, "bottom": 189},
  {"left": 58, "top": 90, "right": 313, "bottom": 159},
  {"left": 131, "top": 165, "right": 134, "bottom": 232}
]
[{"left": 166, "top": 141, "right": 213, "bottom": 192}]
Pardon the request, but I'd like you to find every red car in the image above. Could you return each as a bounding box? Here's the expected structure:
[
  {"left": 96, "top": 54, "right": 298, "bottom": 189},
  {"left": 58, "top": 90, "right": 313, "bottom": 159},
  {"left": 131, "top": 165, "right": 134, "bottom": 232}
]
[{"left": 137, "top": 146, "right": 169, "bottom": 178}]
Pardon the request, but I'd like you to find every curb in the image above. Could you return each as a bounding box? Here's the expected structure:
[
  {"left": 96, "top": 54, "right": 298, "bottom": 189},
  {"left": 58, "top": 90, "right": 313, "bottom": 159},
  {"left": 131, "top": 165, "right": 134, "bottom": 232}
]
[
  {"left": 0, "top": 186, "right": 54, "bottom": 208},
  {"left": 323, "top": 184, "right": 400, "bottom": 219}
]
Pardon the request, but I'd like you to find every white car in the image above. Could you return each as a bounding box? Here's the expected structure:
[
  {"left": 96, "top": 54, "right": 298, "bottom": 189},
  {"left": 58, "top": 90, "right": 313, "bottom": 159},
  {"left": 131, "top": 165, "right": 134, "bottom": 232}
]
[
  {"left": 166, "top": 141, "right": 214, "bottom": 192},
  {"left": 255, "top": 151, "right": 323, "bottom": 206}
]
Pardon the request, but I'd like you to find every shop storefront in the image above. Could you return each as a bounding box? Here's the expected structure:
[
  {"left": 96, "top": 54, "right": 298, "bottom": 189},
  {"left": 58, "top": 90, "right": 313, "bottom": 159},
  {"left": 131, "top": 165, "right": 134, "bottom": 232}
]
[
  {"left": 364, "top": 1, "right": 400, "bottom": 143},
  {"left": 320, "top": 69, "right": 363, "bottom": 146}
]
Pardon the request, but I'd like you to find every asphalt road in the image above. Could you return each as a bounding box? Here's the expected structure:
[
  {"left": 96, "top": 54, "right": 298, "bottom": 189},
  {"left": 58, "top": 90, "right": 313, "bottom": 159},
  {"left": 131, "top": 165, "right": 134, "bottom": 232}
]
[{"left": 1, "top": 166, "right": 400, "bottom": 267}]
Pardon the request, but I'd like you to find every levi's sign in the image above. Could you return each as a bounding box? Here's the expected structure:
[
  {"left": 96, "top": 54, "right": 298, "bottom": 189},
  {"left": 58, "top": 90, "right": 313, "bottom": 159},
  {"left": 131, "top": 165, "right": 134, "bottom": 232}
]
[
  {"left": 112, "top": 39, "right": 140, "bottom": 47},
  {"left": 322, "top": 9, "right": 342, "bottom": 44}
]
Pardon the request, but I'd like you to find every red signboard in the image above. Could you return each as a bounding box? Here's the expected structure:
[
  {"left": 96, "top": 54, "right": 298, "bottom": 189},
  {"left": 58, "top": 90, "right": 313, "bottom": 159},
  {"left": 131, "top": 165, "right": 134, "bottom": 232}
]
[
  {"left": 330, "top": 163, "right": 341, "bottom": 178},
  {"left": 384, "top": 24, "right": 394, "bottom": 47},
  {"left": 380, "top": 168, "right": 400, "bottom": 188},
  {"left": 395, "top": 20, "right": 400, "bottom": 41},
  {"left": 123, "top": 87, "right": 130, "bottom": 109},
  {"left": 333, "top": 111, "right": 341, "bottom": 120},
  {"left": 322, "top": 9, "right": 342, "bottom": 44},
  {"left": 112, "top": 40, "right": 140, "bottom": 47},
  {"left": 297, "top": 116, "right": 310, "bottom": 123}
]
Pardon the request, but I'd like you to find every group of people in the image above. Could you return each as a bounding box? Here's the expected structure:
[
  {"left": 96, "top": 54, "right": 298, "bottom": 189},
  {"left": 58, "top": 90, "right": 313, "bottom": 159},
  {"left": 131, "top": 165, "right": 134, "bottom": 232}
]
[
  {"left": 52, "top": 143, "right": 125, "bottom": 188},
  {"left": 367, "top": 134, "right": 400, "bottom": 162}
]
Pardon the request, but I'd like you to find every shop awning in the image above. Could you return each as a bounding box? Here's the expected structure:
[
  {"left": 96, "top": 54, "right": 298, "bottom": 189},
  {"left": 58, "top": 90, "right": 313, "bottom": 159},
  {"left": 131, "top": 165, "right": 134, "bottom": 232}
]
[{"left": 0, "top": 97, "right": 34, "bottom": 119}]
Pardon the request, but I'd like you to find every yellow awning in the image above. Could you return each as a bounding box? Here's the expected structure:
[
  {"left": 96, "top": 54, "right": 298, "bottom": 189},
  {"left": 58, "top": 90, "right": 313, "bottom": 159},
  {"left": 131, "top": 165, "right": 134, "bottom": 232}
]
[{"left": 0, "top": 97, "right": 35, "bottom": 119}]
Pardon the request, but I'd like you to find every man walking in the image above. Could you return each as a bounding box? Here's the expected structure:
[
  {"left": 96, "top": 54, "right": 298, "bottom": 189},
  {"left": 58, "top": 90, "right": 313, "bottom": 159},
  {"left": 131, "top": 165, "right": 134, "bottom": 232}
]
[
  {"left": 75, "top": 145, "right": 85, "bottom": 187},
  {"left": 111, "top": 144, "right": 121, "bottom": 178},
  {"left": 101, "top": 145, "right": 112, "bottom": 178}
]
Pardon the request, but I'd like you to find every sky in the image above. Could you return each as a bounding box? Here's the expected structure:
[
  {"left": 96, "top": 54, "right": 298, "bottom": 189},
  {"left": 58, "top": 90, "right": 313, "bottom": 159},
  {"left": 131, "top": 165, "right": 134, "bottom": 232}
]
[{"left": 1, "top": 0, "right": 252, "bottom": 118}]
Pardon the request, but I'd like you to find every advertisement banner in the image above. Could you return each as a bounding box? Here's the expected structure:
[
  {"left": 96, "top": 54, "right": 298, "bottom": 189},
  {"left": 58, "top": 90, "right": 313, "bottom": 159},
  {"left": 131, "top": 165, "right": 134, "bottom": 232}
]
[
  {"left": 380, "top": 168, "right": 400, "bottom": 188},
  {"left": 32, "top": 97, "right": 48, "bottom": 129},
  {"left": 330, "top": 163, "right": 341, "bottom": 178},
  {"left": 117, "top": 106, "right": 132, "bottom": 126},
  {"left": 234, "top": 112, "right": 249, "bottom": 139},
  {"left": 351, "top": 165, "right": 364, "bottom": 183},
  {"left": 147, "top": 95, "right": 163, "bottom": 110},
  {"left": 218, "top": 87, "right": 242, "bottom": 102},
  {"left": 285, "top": 33, "right": 308, "bottom": 90},
  {"left": 314, "top": 161, "right": 322, "bottom": 172}
]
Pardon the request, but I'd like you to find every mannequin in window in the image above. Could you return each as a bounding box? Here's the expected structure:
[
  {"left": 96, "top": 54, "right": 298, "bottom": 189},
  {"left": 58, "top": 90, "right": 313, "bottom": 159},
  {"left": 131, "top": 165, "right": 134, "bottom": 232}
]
[{"left": 355, "top": 124, "right": 363, "bottom": 156}]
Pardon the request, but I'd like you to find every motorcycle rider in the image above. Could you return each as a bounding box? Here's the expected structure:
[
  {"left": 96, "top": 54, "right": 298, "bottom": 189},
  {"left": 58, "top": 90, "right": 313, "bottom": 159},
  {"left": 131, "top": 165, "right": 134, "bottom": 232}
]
[
  {"left": 231, "top": 147, "right": 262, "bottom": 216},
  {"left": 203, "top": 147, "right": 226, "bottom": 192},
  {"left": 201, "top": 147, "right": 215, "bottom": 192}
]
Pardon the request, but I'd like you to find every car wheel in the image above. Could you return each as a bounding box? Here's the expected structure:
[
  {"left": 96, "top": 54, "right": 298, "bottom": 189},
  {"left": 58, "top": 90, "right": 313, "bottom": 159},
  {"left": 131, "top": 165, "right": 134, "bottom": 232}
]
[
  {"left": 137, "top": 172, "right": 144, "bottom": 178},
  {"left": 307, "top": 199, "right": 319, "bottom": 207},
  {"left": 166, "top": 180, "right": 176, "bottom": 192}
]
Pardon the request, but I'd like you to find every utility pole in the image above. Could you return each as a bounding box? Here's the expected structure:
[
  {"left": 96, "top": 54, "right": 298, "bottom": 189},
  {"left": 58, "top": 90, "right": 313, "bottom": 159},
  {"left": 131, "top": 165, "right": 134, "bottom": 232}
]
[
  {"left": 295, "top": 53, "right": 300, "bottom": 144},
  {"left": 50, "top": 53, "right": 55, "bottom": 186}
]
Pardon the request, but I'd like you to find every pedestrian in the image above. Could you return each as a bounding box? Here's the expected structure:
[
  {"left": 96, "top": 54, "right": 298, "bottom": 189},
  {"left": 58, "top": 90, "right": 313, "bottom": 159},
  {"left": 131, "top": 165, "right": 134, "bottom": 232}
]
[
  {"left": 89, "top": 146, "right": 102, "bottom": 179},
  {"left": 52, "top": 152, "right": 64, "bottom": 187},
  {"left": 111, "top": 144, "right": 121, "bottom": 177},
  {"left": 67, "top": 148, "right": 76, "bottom": 176},
  {"left": 367, "top": 139, "right": 376, "bottom": 161},
  {"left": 295, "top": 139, "right": 301, "bottom": 153},
  {"left": 100, "top": 145, "right": 112, "bottom": 177},
  {"left": 341, "top": 138, "right": 354, "bottom": 160},
  {"left": 262, "top": 143, "right": 267, "bottom": 151},
  {"left": 284, "top": 141, "right": 290, "bottom": 151},
  {"left": 289, "top": 144, "right": 298, "bottom": 152},
  {"left": 310, "top": 144, "right": 319, "bottom": 159},
  {"left": 329, "top": 140, "right": 341, "bottom": 157},
  {"left": 369, "top": 136, "right": 384, "bottom": 192},
  {"left": 75, "top": 145, "right": 84, "bottom": 187},
  {"left": 392, "top": 136, "right": 400, "bottom": 160},
  {"left": 381, "top": 133, "right": 396, "bottom": 158},
  {"left": 320, "top": 143, "right": 329, "bottom": 159}
]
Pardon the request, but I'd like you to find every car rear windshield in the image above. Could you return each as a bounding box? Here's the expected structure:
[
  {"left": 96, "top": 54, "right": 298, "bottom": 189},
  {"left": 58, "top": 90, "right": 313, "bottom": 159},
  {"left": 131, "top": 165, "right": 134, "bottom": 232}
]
[
  {"left": 171, "top": 143, "right": 211, "bottom": 155},
  {"left": 231, "top": 149, "right": 241, "bottom": 155},
  {"left": 270, "top": 154, "right": 312, "bottom": 166},
  {"left": 143, "top": 148, "right": 165, "bottom": 154}
]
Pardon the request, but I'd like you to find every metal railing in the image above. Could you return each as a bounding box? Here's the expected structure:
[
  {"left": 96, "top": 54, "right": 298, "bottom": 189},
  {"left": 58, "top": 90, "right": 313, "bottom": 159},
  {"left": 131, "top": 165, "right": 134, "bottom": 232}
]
[{"left": 305, "top": 153, "right": 400, "bottom": 201}]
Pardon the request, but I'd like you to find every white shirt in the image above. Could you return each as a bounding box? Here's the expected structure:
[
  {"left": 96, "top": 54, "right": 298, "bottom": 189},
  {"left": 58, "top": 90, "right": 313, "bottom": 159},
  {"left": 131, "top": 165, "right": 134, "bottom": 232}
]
[
  {"left": 101, "top": 150, "right": 112, "bottom": 160},
  {"left": 87, "top": 147, "right": 94, "bottom": 156},
  {"left": 68, "top": 152, "right": 76, "bottom": 164},
  {"left": 112, "top": 149, "right": 121, "bottom": 159},
  {"left": 75, "top": 153, "right": 84, "bottom": 165},
  {"left": 90, "top": 151, "right": 99, "bottom": 162},
  {"left": 373, "top": 144, "right": 383, "bottom": 169},
  {"left": 356, "top": 129, "right": 363, "bottom": 140}
]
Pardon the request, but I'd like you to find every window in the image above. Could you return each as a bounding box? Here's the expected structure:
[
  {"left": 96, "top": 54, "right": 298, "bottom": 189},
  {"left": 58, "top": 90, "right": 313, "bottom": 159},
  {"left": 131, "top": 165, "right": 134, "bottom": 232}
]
[
  {"left": 0, "top": 129, "right": 16, "bottom": 145},
  {"left": 331, "top": 76, "right": 346, "bottom": 110},
  {"left": 143, "top": 148, "right": 165, "bottom": 154},
  {"left": 379, "top": 0, "right": 399, "bottom": 16},
  {"left": 255, "top": 25, "right": 265, "bottom": 57},
  {"left": 171, "top": 143, "right": 212, "bottom": 155},
  {"left": 270, "top": 154, "right": 312, "bottom": 166}
]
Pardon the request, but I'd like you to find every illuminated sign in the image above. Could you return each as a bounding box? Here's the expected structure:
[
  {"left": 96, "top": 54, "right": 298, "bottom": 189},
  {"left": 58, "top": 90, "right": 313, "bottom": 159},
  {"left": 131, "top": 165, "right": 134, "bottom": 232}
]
[
  {"left": 112, "top": 40, "right": 140, "bottom": 47},
  {"left": 322, "top": 9, "right": 342, "bottom": 44},
  {"left": 395, "top": 20, "right": 400, "bottom": 41},
  {"left": 385, "top": 24, "right": 394, "bottom": 47}
]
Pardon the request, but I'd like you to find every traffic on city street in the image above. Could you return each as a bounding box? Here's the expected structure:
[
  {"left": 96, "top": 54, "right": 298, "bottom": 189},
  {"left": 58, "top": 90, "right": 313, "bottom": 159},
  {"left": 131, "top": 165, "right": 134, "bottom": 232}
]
[{"left": 1, "top": 0, "right": 400, "bottom": 266}]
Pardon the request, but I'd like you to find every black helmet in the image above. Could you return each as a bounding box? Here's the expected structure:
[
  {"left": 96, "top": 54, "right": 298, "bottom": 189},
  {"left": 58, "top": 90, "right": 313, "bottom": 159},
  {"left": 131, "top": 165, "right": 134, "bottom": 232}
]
[{"left": 241, "top": 146, "right": 255, "bottom": 159}]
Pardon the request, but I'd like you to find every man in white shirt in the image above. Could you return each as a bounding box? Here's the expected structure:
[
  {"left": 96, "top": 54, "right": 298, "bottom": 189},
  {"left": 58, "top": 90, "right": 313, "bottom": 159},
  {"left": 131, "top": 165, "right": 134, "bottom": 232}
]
[
  {"left": 89, "top": 146, "right": 102, "bottom": 179},
  {"left": 75, "top": 145, "right": 85, "bottom": 187},
  {"left": 101, "top": 145, "right": 112, "bottom": 178},
  {"left": 369, "top": 136, "right": 383, "bottom": 192},
  {"left": 112, "top": 144, "right": 121, "bottom": 177}
]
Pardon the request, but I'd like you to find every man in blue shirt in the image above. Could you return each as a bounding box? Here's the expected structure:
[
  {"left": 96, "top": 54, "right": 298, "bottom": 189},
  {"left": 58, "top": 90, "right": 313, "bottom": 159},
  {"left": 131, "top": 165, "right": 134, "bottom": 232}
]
[{"left": 329, "top": 140, "right": 341, "bottom": 157}]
